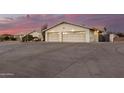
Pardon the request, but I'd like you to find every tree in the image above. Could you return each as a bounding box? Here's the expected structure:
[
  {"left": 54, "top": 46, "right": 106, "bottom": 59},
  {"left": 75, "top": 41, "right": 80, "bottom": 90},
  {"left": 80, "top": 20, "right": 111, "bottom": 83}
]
[
  {"left": 0, "top": 34, "right": 17, "bottom": 41},
  {"left": 4, "top": 36, "right": 10, "bottom": 40},
  {"left": 0, "top": 36, "right": 4, "bottom": 41},
  {"left": 41, "top": 24, "right": 48, "bottom": 30},
  {"left": 10, "top": 37, "right": 17, "bottom": 41},
  {"left": 104, "top": 27, "right": 107, "bottom": 32},
  {"left": 41, "top": 24, "right": 48, "bottom": 41},
  {"left": 1, "top": 34, "right": 12, "bottom": 41}
]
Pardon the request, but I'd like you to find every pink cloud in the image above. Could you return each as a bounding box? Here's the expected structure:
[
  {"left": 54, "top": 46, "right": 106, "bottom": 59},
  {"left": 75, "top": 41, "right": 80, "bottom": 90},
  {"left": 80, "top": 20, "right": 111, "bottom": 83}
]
[
  {"left": 0, "top": 14, "right": 124, "bottom": 34},
  {"left": 0, "top": 17, "right": 14, "bottom": 24}
]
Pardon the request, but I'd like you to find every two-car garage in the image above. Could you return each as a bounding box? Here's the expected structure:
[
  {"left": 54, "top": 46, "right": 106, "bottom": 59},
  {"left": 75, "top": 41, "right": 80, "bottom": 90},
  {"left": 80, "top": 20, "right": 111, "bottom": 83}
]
[
  {"left": 47, "top": 31, "right": 86, "bottom": 42},
  {"left": 44, "top": 22, "right": 99, "bottom": 42}
]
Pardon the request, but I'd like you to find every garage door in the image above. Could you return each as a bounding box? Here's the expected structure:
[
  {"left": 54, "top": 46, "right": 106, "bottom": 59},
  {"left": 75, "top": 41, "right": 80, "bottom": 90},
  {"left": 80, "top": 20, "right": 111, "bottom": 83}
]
[
  {"left": 62, "top": 31, "right": 86, "bottom": 42},
  {"left": 47, "top": 32, "right": 60, "bottom": 42}
]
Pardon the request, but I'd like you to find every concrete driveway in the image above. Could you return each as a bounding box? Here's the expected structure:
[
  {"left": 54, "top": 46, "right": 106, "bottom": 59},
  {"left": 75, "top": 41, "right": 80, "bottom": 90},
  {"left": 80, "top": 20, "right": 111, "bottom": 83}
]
[{"left": 0, "top": 42, "right": 124, "bottom": 78}]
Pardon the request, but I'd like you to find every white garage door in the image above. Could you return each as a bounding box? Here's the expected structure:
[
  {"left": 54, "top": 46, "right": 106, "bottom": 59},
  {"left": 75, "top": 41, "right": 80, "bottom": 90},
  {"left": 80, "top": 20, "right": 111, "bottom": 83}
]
[
  {"left": 62, "top": 31, "right": 86, "bottom": 42},
  {"left": 47, "top": 32, "right": 60, "bottom": 42}
]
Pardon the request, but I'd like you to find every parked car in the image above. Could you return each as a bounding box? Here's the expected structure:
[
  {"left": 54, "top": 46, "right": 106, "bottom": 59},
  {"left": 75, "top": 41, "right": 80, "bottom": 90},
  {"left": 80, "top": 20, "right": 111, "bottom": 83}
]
[{"left": 33, "top": 37, "right": 41, "bottom": 41}]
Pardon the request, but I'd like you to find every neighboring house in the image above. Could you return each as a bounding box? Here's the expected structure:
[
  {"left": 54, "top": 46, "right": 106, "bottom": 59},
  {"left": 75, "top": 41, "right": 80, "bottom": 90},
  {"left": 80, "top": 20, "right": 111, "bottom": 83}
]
[
  {"left": 43, "top": 22, "right": 101, "bottom": 42},
  {"left": 14, "top": 32, "right": 29, "bottom": 41},
  {"left": 14, "top": 30, "right": 42, "bottom": 41},
  {"left": 109, "top": 33, "right": 124, "bottom": 42},
  {"left": 109, "top": 34, "right": 119, "bottom": 42},
  {"left": 28, "top": 31, "right": 43, "bottom": 41}
]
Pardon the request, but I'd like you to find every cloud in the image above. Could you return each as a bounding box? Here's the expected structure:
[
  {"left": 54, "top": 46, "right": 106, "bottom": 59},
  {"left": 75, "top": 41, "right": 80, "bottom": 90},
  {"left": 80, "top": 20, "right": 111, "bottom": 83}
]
[
  {"left": 0, "top": 17, "right": 14, "bottom": 24},
  {"left": 0, "top": 14, "right": 124, "bottom": 34}
]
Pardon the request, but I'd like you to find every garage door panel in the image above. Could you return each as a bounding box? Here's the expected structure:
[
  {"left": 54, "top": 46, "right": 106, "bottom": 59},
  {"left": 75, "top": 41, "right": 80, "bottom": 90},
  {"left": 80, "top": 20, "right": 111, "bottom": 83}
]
[
  {"left": 62, "top": 31, "right": 86, "bottom": 42},
  {"left": 47, "top": 32, "right": 59, "bottom": 42},
  {"left": 47, "top": 31, "right": 86, "bottom": 42}
]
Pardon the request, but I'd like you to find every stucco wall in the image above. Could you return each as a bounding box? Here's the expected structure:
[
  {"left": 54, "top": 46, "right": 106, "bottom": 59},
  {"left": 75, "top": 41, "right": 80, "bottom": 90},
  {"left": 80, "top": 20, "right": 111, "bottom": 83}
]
[
  {"left": 89, "top": 31, "right": 95, "bottom": 42},
  {"left": 89, "top": 31, "right": 99, "bottom": 42}
]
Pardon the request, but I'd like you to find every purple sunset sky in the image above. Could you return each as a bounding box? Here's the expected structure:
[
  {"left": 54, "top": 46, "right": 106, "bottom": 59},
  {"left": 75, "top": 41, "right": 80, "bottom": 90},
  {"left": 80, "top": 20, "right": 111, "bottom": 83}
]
[{"left": 0, "top": 14, "right": 124, "bottom": 34}]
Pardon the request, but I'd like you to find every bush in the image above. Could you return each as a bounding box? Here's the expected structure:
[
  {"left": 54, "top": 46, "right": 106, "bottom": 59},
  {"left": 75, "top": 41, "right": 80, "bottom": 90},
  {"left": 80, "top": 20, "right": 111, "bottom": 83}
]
[
  {"left": 0, "top": 34, "right": 17, "bottom": 41},
  {"left": 10, "top": 37, "right": 17, "bottom": 41},
  {"left": 0, "top": 36, "right": 4, "bottom": 41},
  {"left": 22, "top": 35, "right": 34, "bottom": 42},
  {"left": 4, "top": 36, "right": 10, "bottom": 41}
]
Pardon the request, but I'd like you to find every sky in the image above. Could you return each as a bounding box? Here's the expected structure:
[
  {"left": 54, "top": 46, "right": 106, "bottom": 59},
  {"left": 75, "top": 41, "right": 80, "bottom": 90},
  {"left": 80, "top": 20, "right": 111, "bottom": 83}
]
[{"left": 0, "top": 14, "right": 124, "bottom": 34}]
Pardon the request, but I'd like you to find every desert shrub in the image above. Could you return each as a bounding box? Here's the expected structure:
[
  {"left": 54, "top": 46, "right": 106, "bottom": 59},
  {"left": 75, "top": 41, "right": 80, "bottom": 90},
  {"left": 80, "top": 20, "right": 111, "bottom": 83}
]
[
  {"left": 22, "top": 35, "right": 34, "bottom": 42},
  {"left": 10, "top": 37, "right": 17, "bottom": 41}
]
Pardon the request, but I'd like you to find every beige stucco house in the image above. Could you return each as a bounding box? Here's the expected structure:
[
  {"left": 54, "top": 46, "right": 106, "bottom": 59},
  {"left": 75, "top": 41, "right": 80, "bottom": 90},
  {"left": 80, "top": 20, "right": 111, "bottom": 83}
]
[
  {"left": 43, "top": 22, "right": 100, "bottom": 42},
  {"left": 28, "top": 31, "right": 43, "bottom": 40},
  {"left": 15, "top": 22, "right": 101, "bottom": 42},
  {"left": 15, "top": 30, "right": 43, "bottom": 41},
  {"left": 14, "top": 32, "right": 29, "bottom": 41}
]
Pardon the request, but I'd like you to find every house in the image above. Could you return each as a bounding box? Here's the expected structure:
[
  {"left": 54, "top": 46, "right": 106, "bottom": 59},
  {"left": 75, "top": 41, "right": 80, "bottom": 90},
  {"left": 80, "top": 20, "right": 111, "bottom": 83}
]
[
  {"left": 14, "top": 30, "right": 43, "bottom": 41},
  {"left": 14, "top": 32, "right": 30, "bottom": 41},
  {"left": 28, "top": 30, "right": 43, "bottom": 41},
  {"left": 109, "top": 34, "right": 117, "bottom": 42},
  {"left": 43, "top": 22, "right": 101, "bottom": 42},
  {"left": 15, "top": 22, "right": 103, "bottom": 42}
]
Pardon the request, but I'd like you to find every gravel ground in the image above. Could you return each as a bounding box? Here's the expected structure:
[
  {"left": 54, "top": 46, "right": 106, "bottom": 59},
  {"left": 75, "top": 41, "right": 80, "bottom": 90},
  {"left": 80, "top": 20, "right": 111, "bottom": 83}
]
[{"left": 0, "top": 42, "right": 124, "bottom": 78}]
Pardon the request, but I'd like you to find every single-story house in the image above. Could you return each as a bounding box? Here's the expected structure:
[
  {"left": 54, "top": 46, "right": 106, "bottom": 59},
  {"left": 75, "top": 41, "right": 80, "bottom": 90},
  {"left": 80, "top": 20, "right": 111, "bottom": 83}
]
[
  {"left": 28, "top": 30, "right": 43, "bottom": 40},
  {"left": 42, "top": 22, "right": 101, "bottom": 42},
  {"left": 14, "top": 30, "right": 42, "bottom": 41},
  {"left": 15, "top": 21, "right": 103, "bottom": 42},
  {"left": 14, "top": 32, "right": 29, "bottom": 41},
  {"left": 109, "top": 34, "right": 116, "bottom": 42}
]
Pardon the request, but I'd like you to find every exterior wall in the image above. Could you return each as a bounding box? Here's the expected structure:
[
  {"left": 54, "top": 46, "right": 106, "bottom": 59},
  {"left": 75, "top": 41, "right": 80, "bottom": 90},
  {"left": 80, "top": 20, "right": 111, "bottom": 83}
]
[
  {"left": 109, "top": 34, "right": 117, "bottom": 42},
  {"left": 85, "top": 30, "right": 90, "bottom": 42},
  {"left": 94, "top": 31, "right": 99, "bottom": 42},
  {"left": 14, "top": 34, "right": 25, "bottom": 41},
  {"left": 89, "top": 30, "right": 99, "bottom": 42},
  {"left": 45, "top": 31, "right": 48, "bottom": 41},
  {"left": 89, "top": 31, "right": 95, "bottom": 42}
]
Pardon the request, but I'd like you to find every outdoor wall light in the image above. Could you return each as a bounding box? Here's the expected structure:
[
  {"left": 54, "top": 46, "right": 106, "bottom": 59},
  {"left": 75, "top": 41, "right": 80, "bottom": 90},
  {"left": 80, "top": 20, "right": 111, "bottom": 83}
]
[
  {"left": 71, "top": 29, "right": 74, "bottom": 31},
  {"left": 63, "top": 32, "right": 68, "bottom": 34},
  {"left": 97, "top": 30, "right": 99, "bottom": 33}
]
